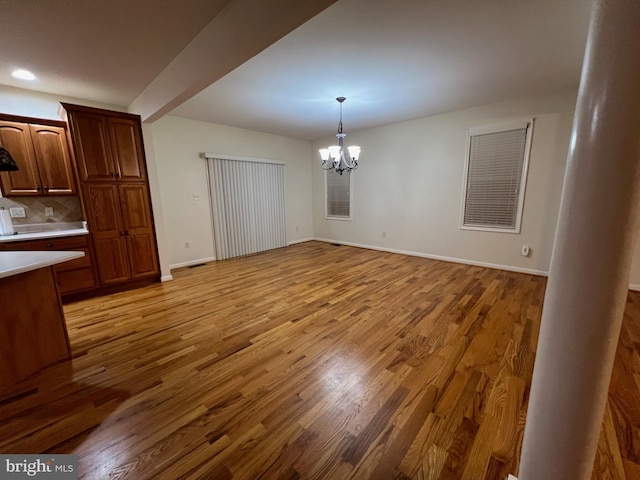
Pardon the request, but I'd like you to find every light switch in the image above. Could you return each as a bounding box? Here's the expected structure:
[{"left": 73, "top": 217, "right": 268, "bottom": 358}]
[{"left": 192, "top": 193, "right": 201, "bottom": 201}]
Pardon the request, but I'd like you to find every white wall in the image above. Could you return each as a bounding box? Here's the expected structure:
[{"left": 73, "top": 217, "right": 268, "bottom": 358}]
[
  {"left": 0, "top": 85, "right": 124, "bottom": 119},
  {"left": 312, "top": 90, "right": 578, "bottom": 275},
  {"left": 150, "top": 115, "right": 313, "bottom": 268}
]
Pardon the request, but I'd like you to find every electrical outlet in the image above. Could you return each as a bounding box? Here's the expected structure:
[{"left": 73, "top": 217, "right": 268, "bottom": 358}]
[
  {"left": 44, "top": 207, "right": 54, "bottom": 217},
  {"left": 184, "top": 241, "right": 190, "bottom": 248},
  {"left": 521, "top": 245, "right": 530, "bottom": 256},
  {"left": 9, "top": 207, "right": 25, "bottom": 218}
]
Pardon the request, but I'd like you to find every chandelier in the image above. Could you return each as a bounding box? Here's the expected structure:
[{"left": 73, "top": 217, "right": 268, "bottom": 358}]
[{"left": 319, "top": 97, "right": 361, "bottom": 175}]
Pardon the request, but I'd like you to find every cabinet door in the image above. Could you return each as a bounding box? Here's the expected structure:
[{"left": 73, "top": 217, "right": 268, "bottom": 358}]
[
  {"left": 29, "top": 124, "right": 76, "bottom": 195},
  {"left": 120, "top": 184, "right": 158, "bottom": 278},
  {"left": 83, "top": 184, "right": 131, "bottom": 284},
  {"left": 68, "top": 111, "right": 115, "bottom": 181},
  {"left": 107, "top": 117, "right": 147, "bottom": 182},
  {"left": 0, "top": 121, "right": 40, "bottom": 195}
]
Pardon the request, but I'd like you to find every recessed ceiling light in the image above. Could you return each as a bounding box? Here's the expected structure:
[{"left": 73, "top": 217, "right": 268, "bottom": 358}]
[{"left": 12, "top": 69, "right": 36, "bottom": 81}]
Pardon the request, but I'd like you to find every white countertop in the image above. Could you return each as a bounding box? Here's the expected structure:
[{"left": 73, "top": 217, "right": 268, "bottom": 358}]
[
  {"left": 0, "top": 222, "right": 89, "bottom": 243},
  {"left": 0, "top": 251, "right": 84, "bottom": 279},
  {"left": 0, "top": 228, "right": 89, "bottom": 243}
]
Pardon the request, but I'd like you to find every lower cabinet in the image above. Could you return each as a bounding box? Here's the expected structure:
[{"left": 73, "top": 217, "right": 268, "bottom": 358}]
[
  {"left": 0, "top": 266, "right": 71, "bottom": 391},
  {"left": 0, "top": 235, "right": 96, "bottom": 295},
  {"left": 83, "top": 182, "right": 159, "bottom": 285}
]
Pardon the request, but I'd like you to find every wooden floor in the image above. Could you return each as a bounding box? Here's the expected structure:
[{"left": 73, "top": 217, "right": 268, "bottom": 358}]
[{"left": 1, "top": 241, "right": 639, "bottom": 479}]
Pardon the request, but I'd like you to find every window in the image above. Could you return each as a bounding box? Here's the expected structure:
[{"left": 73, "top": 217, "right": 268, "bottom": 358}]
[
  {"left": 461, "top": 119, "right": 533, "bottom": 233},
  {"left": 325, "top": 169, "right": 351, "bottom": 219}
]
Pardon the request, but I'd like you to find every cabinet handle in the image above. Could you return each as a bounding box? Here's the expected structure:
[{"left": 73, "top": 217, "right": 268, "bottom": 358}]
[
  {"left": 43, "top": 184, "right": 49, "bottom": 192},
  {"left": 111, "top": 172, "right": 116, "bottom": 178},
  {"left": 36, "top": 184, "right": 41, "bottom": 191},
  {"left": 124, "top": 230, "right": 129, "bottom": 236},
  {"left": 116, "top": 172, "right": 122, "bottom": 179},
  {"left": 45, "top": 243, "right": 53, "bottom": 248},
  {"left": 119, "top": 231, "right": 125, "bottom": 236}
]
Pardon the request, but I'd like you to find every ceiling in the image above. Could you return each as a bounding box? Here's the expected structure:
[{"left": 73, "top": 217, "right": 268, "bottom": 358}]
[{"left": 1, "top": 0, "right": 592, "bottom": 140}]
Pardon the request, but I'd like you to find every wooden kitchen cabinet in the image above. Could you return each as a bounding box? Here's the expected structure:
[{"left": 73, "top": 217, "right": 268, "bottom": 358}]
[
  {"left": 83, "top": 183, "right": 131, "bottom": 284},
  {"left": 63, "top": 104, "right": 147, "bottom": 182},
  {"left": 108, "top": 117, "right": 147, "bottom": 181},
  {"left": 120, "top": 184, "right": 158, "bottom": 278},
  {"left": 61, "top": 103, "right": 159, "bottom": 290},
  {"left": 0, "top": 118, "right": 76, "bottom": 196},
  {"left": 83, "top": 183, "right": 158, "bottom": 284},
  {"left": 0, "top": 265, "right": 71, "bottom": 390},
  {"left": 0, "top": 235, "right": 97, "bottom": 295}
]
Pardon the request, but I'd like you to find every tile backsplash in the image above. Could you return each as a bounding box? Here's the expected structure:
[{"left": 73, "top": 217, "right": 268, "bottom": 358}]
[{"left": 0, "top": 196, "right": 84, "bottom": 225}]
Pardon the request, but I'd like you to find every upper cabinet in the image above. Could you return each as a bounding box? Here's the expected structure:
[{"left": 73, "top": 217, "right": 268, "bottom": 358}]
[
  {"left": 0, "top": 119, "right": 76, "bottom": 196},
  {"left": 108, "top": 117, "right": 146, "bottom": 181},
  {"left": 62, "top": 104, "right": 147, "bottom": 183}
]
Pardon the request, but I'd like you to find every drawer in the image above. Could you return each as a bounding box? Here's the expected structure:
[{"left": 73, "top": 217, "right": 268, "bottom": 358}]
[
  {"left": 54, "top": 248, "right": 92, "bottom": 271},
  {"left": 56, "top": 267, "right": 96, "bottom": 294},
  {"left": 3, "top": 235, "right": 88, "bottom": 251}
]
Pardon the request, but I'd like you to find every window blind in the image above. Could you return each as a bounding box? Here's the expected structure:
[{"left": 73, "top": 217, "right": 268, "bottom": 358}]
[
  {"left": 326, "top": 169, "right": 351, "bottom": 218},
  {"left": 207, "top": 156, "right": 286, "bottom": 260},
  {"left": 462, "top": 122, "right": 531, "bottom": 231}
]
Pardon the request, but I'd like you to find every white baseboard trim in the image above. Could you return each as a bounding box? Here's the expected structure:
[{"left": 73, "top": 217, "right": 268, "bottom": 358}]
[
  {"left": 170, "top": 256, "right": 216, "bottom": 270},
  {"left": 164, "top": 241, "right": 640, "bottom": 291},
  {"left": 288, "top": 237, "right": 314, "bottom": 245},
  {"left": 313, "top": 238, "right": 549, "bottom": 277}
]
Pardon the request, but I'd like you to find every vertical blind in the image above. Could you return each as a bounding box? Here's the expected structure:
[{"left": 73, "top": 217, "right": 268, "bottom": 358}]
[
  {"left": 207, "top": 156, "right": 286, "bottom": 260},
  {"left": 463, "top": 124, "right": 530, "bottom": 230},
  {"left": 326, "top": 169, "right": 351, "bottom": 218}
]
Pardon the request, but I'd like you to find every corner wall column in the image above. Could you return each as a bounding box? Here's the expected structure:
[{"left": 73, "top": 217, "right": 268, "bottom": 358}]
[{"left": 518, "top": 1, "right": 640, "bottom": 478}]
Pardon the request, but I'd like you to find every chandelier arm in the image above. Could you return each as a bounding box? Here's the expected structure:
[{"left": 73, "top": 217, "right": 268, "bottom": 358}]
[{"left": 321, "top": 161, "right": 335, "bottom": 171}]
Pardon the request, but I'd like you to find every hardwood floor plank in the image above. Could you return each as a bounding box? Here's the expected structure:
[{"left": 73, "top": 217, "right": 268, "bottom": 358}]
[{"left": 0, "top": 242, "right": 638, "bottom": 479}]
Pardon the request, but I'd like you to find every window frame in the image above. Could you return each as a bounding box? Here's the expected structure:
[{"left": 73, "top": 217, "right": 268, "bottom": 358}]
[
  {"left": 325, "top": 169, "right": 352, "bottom": 221},
  {"left": 459, "top": 118, "right": 534, "bottom": 234}
]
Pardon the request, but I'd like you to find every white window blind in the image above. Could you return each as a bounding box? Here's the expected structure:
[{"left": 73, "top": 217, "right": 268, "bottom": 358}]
[
  {"left": 206, "top": 155, "right": 286, "bottom": 260},
  {"left": 461, "top": 120, "right": 533, "bottom": 233},
  {"left": 326, "top": 169, "right": 351, "bottom": 219}
]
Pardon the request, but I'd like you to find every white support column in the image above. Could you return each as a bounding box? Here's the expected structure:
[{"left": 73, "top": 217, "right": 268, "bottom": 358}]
[{"left": 518, "top": 1, "right": 640, "bottom": 479}]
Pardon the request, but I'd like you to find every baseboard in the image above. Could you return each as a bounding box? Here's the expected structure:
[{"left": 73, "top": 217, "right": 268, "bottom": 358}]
[
  {"left": 167, "top": 242, "right": 640, "bottom": 291},
  {"left": 170, "top": 257, "right": 216, "bottom": 269},
  {"left": 313, "top": 238, "right": 549, "bottom": 277},
  {"left": 288, "top": 237, "right": 314, "bottom": 245}
]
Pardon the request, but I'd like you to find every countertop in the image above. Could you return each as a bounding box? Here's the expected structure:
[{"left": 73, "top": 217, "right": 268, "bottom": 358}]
[
  {"left": 0, "top": 222, "right": 89, "bottom": 243},
  {"left": 0, "top": 251, "right": 85, "bottom": 279}
]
